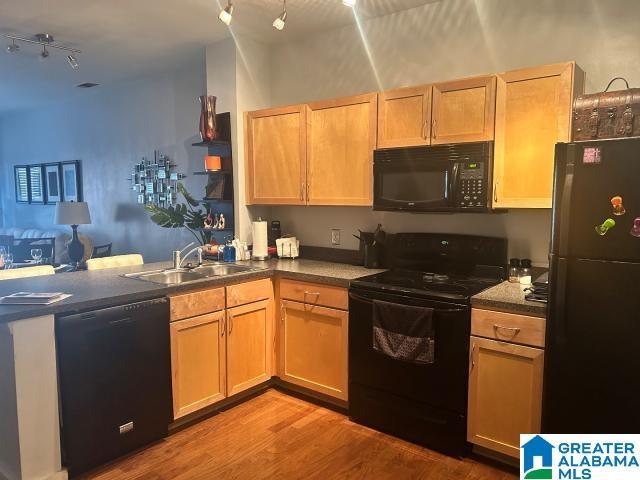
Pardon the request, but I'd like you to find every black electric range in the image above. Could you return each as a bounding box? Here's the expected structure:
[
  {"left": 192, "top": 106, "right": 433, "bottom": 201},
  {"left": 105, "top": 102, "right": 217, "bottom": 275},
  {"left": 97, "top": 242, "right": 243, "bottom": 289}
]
[
  {"left": 348, "top": 233, "right": 507, "bottom": 458},
  {"left": 351, "top": 267, "right": 503, "bottom": 303}
]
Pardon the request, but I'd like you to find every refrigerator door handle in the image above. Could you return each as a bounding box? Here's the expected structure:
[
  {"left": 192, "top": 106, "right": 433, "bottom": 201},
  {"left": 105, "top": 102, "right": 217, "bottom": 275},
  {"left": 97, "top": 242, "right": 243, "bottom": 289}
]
[
  {"left": 557, "top": 162, "right": 574, "bottom": 257},
  {"left": 554, "top": 257, "right": 569, "bottom": 345}
]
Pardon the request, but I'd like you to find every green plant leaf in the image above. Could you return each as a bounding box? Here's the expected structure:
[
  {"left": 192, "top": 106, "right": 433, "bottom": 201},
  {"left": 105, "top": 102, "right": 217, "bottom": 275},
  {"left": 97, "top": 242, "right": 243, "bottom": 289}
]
[{"left": 178, "top": 182, "right": 199, "bottom": 207}]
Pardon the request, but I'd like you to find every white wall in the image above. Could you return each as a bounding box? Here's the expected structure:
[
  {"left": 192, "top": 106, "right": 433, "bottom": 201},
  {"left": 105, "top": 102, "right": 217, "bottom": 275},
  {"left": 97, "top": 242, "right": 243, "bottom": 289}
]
[
  {"left": 260, "top": 0, "right": 640, "bottom": 265},
  {"left": 0, "top": 56, "right": 207, "bottom": 262}
]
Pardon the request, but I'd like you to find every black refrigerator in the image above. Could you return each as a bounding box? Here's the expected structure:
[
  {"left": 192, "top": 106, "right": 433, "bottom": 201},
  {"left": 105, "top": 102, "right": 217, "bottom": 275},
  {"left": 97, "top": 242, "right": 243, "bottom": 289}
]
[{"left": 543, "top": 138, "right": 640, "bottom": 433}]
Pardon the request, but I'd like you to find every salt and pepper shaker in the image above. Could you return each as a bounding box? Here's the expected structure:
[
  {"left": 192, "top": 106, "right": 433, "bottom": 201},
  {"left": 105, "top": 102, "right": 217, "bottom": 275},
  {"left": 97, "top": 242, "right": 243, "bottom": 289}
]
[
  {"left": 519, "top": 259, "right": 532, "bottom": 286},
  {"left": 508, "top": 258, "right": 520, "bottom": 283}
]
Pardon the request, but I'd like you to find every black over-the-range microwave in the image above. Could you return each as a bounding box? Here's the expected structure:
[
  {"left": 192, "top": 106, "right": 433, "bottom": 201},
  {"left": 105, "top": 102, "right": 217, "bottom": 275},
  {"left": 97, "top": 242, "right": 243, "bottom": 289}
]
[{"left": 373, "top": 141, "right": 494, "bottom": 213}]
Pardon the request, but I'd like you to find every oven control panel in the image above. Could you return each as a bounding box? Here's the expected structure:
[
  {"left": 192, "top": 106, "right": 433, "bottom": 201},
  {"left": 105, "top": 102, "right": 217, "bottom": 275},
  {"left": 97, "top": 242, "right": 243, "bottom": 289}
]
[{"left": 456, "top": 162, "right": 487, "bottom": 208}]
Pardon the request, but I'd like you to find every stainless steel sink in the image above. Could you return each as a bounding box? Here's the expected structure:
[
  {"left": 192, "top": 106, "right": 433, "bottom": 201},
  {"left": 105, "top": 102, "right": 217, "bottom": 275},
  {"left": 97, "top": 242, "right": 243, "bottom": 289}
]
[
  {"left": 124, "top": 268, "right": 206, "bottom": 285},
  {"left": 123, "top": 263, "right": 260, "bottom": 285},
  {"left": 192, "top": 264, "right": 256, "bottom": 276}
]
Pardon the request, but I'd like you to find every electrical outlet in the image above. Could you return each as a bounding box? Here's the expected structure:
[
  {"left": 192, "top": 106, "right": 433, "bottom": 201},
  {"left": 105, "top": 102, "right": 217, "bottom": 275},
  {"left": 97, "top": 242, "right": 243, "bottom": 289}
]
[{"left": 331, "top": 229, "right": 341, "bottom": 246}]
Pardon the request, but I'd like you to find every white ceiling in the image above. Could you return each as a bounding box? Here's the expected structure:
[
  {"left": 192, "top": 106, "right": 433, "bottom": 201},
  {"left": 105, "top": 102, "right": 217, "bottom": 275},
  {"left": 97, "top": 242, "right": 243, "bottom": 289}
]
[{"left": 0, "top": 0, "right": 437, "bottom": 113}]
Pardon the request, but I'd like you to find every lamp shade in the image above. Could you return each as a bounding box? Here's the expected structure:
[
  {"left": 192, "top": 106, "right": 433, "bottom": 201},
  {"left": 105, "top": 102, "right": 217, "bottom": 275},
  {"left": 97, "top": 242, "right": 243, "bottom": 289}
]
[
  {"left": 55, "top": 201, "right": 92, "bottom": 225},
  {"left": 205, "top": 155, "right": 222, "bottom": 171}
]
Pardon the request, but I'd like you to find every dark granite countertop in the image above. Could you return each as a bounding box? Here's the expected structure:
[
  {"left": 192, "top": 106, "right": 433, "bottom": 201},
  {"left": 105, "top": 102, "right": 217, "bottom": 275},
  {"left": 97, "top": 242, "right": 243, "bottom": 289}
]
[
  {"left": 471, "top": 281, "right": 547, "bottom": 318},
  {"left": 0, "top": 259, "right": 384, "bottom": 324}
]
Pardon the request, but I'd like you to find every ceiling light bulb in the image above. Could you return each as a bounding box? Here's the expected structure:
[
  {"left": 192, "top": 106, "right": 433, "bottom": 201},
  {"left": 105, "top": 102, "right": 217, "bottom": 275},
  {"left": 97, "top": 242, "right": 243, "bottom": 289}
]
[
  {"left": 6, "top": 40, "right": 19, "bottom": 53},
  {"left": 342, "top": 0, "right": 357, "bottom": 6},
  {"left": 218, "top": 1, "right": 233, "bottom": 25},
  {"left": 40, "top": 46, "right": 49, "bottom": 60},
  {"left": 67, "top": 54, "right": 79, "bottom": 69}
]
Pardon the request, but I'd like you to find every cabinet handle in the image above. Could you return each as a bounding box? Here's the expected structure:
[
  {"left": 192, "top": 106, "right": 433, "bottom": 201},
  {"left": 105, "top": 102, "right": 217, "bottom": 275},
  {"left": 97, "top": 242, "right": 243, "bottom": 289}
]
[
  {"left": 422, "top": 119, "right": 429, "bottom": 140},
  {"left": 306, "top": 182, "right": 310, "bottom": 201},
  {"left": 470, "top": 343, "right": 477, "bottom": 371},
  {"left": 300, "top": 183, "right": 304, "bottom": 201},
  {"left": 221, "top": 316, "right": 225, "bottom": 336},
  {"left": 432, "top": 119, "right": 437, "bottom": 139},
  {"left": 280, "top": 301, "right": 286, "bottom": 324},
  {"left": 493, "top": 324, "right": 521, "bottom": 338},
  {"left": 493, "top": 180, "right": 498, "bottom": 204},
  {"left": 228, "top": 312, "right": 233, "bottom": 335}
]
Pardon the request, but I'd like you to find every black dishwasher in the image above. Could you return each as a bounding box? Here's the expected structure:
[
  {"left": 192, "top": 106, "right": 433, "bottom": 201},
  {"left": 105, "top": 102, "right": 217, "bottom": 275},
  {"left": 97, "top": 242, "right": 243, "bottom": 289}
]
[{"left": 56, "top": 298, "right": 172, "bottom": 477}]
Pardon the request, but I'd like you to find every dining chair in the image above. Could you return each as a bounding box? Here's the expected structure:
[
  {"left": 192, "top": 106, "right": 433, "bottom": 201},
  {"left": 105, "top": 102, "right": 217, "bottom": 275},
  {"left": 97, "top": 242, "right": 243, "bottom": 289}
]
[
  {"left": 0, "top": 265, "right": 56, "bottom": 281},
  {"left": 11, "top": 238, "right": 56, "bottom": 264},
  {"left": 91, "top": 243, "right": 113, "bottom": 259},
  {"left": 86, "top": 254, "right": 144, "bottom": 271}
]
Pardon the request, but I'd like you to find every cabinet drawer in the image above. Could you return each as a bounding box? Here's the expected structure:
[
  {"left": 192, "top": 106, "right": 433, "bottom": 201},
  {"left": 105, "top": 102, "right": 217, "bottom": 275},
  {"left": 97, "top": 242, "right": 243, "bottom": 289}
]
[
  {"left": 471, "top": 309, "right": 545, "bottom": 348},
  {"left": 169, "top": 287, "right": 225, "bottom": 321},
  {"left": 279, "top": 279, "right": 348, "bottom": 311},
  {"left": 226, "top": 278, "right": 273, "bottom": 308}
]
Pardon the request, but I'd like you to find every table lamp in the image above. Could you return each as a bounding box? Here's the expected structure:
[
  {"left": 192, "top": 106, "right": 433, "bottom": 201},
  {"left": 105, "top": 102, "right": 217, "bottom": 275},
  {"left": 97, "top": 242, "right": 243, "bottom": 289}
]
[{"left": 55, "top": 201, "right": 92, "bottom": 265}]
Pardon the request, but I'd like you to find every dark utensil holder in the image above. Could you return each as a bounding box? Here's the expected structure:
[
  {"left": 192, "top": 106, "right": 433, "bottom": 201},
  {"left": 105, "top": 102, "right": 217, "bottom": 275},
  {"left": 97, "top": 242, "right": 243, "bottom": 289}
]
[{"left": 363, "top": 243, "right": 381, "bottom": 269}]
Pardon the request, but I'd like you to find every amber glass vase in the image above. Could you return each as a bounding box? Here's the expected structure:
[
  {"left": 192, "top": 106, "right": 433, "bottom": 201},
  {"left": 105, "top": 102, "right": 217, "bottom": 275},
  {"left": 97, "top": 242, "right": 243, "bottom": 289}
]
[{"left": 199, "top": 95, "right": 218, "bottom": 142}]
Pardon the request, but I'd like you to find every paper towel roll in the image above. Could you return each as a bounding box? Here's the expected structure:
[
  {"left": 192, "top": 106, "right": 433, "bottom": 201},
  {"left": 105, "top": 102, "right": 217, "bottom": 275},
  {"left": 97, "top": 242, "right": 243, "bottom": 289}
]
[{"left": 252, "top": 219, "right": 269, "bottom": 260}]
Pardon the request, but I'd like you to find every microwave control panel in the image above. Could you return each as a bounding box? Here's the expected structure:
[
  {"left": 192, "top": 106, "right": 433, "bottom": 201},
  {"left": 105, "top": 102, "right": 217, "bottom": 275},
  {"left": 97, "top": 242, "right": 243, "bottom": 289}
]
[{"left": 457, "top": 162, "right": 487, "bottom": 208}]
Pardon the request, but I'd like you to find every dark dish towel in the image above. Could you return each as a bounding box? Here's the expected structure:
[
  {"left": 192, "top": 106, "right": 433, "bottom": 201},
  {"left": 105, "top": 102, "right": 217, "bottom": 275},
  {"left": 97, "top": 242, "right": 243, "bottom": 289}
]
[{"left": 372, "top": 299, "right": 435, "bottom": 364}]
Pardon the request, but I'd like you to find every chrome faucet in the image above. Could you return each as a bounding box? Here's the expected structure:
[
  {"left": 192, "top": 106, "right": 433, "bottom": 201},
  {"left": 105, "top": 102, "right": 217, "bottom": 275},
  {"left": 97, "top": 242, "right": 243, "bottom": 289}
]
[
  {"left": 172, "top": 242, "right": 200, "bottom": 270},
  {"left": 174, "top": 244, "right": 203, "bottom": 269}
]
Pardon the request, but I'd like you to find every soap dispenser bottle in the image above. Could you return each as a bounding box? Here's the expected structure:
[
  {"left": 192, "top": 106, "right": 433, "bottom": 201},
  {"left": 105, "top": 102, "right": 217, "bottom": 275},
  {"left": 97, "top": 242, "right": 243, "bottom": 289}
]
[{"left": 223, "top": 236, "right": 236, "bottom": 262}]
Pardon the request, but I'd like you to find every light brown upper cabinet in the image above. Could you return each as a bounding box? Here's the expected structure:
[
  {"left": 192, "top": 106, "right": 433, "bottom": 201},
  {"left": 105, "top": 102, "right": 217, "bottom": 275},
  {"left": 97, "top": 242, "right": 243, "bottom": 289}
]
[
  {"left": 307, "top": 93, "right": 377, "bottom": 206},
  {"left": 493, "top": 62, "right": 585, "bottom": 208},
  {"left": 377, "top": 85, "right": 432, "bottom": 148},
  {"left": 431, "top": 75, "right": 496, "bottom": 144},
  {"left": 245, "top": 105, "right": 307, "bottom": 205}
]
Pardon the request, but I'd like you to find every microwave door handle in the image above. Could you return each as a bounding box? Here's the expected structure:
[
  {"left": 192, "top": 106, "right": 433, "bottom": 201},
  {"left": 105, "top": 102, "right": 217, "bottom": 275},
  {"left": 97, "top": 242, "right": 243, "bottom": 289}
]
[{"left": 449, "top": 163, "right": 460, "bottom": 204}]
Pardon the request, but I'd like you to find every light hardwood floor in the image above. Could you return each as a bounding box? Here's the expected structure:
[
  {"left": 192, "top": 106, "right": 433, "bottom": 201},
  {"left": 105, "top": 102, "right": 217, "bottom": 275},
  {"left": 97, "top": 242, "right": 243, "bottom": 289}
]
[{"left": 83, "top": 389, "right": 517, "bottom": 480}]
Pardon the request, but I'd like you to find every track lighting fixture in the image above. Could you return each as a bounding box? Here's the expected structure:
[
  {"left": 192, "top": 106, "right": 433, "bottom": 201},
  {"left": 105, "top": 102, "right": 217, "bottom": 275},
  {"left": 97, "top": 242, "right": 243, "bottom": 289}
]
[
  {"left": 272, "top": 0, "right": 287, "bottom": 31},
  {"left": 342, "top": 0, "right": 357, "bottom": 6},
  {"left": 4, "top": 33, "right": 81, "bottom": 68},
  {"left": 6, "top": 40, "right": 19, "bottom": 53},
  {"left": 67, "top": 54, "right": 79, "bottom": 69},
  {"left": 219, "top": 1, "right": 234, "bottom": 26}
]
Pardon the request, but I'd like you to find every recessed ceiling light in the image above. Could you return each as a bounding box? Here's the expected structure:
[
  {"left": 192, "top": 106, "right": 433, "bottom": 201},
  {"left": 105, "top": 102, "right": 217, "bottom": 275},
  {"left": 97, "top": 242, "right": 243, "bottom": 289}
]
[
  {"left": 342, "top": 0, "right": 357, "bottom": 6},
  {"left": 273, "top": 0, "right": 287, "bottom": 31},
  {"left": 219, "top": 1, "right": 234, "bottom": 25}
]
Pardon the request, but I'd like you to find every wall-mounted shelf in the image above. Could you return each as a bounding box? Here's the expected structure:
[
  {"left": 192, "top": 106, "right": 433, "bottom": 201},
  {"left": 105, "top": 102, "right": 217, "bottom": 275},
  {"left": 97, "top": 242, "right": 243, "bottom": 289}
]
[{"left": 192, "top": 111, "right": 235, "bottom": 241}]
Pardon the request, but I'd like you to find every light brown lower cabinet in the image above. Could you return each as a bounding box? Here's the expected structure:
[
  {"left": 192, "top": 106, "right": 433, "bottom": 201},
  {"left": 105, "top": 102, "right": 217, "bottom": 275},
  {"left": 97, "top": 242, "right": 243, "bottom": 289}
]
[
  {"left": 170, "top": 311, "right": 226, "bottom": 419},
  {"left": 467, "top": 336, "right": 544, "bottom": 458},
  {"left": 279, "top": 299, "right": 348, "bottom": 401},
  {"left": 226, "top": 299, "right": 274, "bottom": 397}
]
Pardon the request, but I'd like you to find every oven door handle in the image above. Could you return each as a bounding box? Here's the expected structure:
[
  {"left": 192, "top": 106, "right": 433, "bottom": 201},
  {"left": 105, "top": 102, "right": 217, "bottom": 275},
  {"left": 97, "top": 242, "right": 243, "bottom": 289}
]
[{"left": 348, "top": 292, "right": 466, "bottom": 313}]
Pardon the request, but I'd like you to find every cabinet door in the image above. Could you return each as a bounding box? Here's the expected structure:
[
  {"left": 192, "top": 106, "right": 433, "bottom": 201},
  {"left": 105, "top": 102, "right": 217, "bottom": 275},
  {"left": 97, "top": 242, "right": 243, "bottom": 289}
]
[
  {"left": 280, "top": 300, "right": 348, "bottom": 401},
  {"left": 245, "top": 105, "right": 307, "bottom": 205},
  {"left": 226, "top": 299, "right": 274, "bottom": 396},
  {"left": 377, "top": 86, "right": 432, "bottom": 148},
  {"left": 493, "top": 62, "right": 584, "bottom": 208},
  {"left": 307, "top": 93, "right": 377, "bottom": 206},
  {"left": 170, "top": 312, "right": 226, "bottom": 419},
  {"left": 432, "top": 75, "right": 496, "bottom": 144},
  {"left": 467, "top": 336, "right": 544, "bottom": 458}
]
